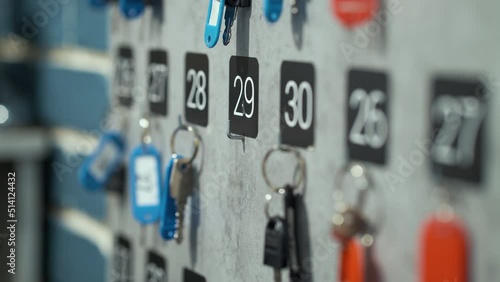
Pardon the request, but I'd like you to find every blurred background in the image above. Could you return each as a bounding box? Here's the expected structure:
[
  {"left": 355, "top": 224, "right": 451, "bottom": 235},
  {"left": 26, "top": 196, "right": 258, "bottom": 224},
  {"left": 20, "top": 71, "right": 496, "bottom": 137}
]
[{"left": 0, "top": 1, "right": 110, "bottom": 281}]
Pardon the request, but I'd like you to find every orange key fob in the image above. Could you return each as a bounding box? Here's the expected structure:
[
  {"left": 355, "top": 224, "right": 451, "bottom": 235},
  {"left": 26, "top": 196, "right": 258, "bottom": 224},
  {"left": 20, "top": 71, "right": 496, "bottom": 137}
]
[
  {"left": 340, "top": 239, "right": 365, "bottom": 282},
  {"left": 419, "top": 214, "right": 469, "bottom": 282},
  {"left": 332, "top": 0, "right": 379, "bottom": 28}
]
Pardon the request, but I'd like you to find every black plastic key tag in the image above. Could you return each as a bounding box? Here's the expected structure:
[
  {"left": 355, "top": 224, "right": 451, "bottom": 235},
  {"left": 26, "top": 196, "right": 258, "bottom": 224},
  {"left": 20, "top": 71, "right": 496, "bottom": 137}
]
[
  {"left": 284, "top": 185, "right": 303, "bottom": 282},
  {"left": 263, "top": 216, "right": 289, "bottom": 281}
]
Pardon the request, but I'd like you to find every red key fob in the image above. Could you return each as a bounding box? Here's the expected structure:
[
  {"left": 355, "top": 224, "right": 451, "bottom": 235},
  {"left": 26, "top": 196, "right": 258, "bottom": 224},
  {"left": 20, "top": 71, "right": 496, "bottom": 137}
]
[
  {"left": 332, "top": 0, "right": 379, "bottom": 28},
  {"left": 419, "top": 214, "right": 469, "bottom": 282},
  {"left": 340, "top": 239, "right": 365, "bottom": 282}
]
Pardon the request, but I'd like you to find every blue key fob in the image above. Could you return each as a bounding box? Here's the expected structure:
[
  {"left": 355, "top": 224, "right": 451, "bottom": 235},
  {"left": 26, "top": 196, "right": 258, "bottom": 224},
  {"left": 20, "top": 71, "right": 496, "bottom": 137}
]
[
  {"left": 263, "top": 0, "right": 283, "bottom": 22},
  {"left": 119, "top": 0, "right": 145, "bottom": 19},
  {"left": 129, "top": 144, "right": 162, "bottom": 224},
  {"left": 78, "top": 132, "right": 125, "bottom": 191},
  {"left": 204, "top": 0, "right": 226, "bottom": 48},
  {"left": 89, "top": 0, "right": 107, "bottom": 7},
  {"left": 159, "top": 154, "right": 183, "bottom": 240}
]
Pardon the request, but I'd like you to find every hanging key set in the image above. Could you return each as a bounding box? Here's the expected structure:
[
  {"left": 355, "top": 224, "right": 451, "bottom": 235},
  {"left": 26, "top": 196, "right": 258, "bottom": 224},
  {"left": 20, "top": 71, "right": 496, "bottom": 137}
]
[
  {"left": 204, "top": 0, "right": 251, "bottom": 48},
  {"left": 262, "top": 145, "right": 306, "bottom": 282},
  {"left": 160, "top": 122, "right": 200, "bottom": 243},
  {"left": 331, "top": 163, "right": 383, "bottom": 282}
]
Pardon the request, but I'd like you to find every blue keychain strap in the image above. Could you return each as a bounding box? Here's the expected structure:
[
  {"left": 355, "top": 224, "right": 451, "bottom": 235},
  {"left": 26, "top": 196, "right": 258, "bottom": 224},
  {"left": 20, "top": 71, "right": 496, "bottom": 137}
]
[
  {"left": 78, "top": 132, "right": 125, "bottom": 191},
  {"left": 159, "top": 154, "right": 183, "bottom": 240},
  {"left": 204, "top": 0, "right": 226, "bottom": 48},
  {"left": 129, "top": 144, "right": 163, "bottom": 224},
  {"left": 263, "top": 0, "right": 283, "bottom": 23}
]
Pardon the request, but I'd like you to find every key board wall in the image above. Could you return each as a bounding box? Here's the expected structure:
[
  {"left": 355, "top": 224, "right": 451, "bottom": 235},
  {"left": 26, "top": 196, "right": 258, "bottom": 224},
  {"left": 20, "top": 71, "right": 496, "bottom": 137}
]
[{"left": 105, "top": 0, "right": 500, "bottom": 281}]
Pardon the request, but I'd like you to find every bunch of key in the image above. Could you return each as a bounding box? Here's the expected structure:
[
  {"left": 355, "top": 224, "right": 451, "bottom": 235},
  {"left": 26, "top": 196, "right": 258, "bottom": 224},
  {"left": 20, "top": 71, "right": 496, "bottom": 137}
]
[
  {"left": 262, "top": 145, "right": 306, "bottom": 282},
  {"left": 204, "top": 0, "right": 251, "bottom": 48},
  {"left": 160, "top": 122, "right": 200, "bottom": 243},
  {"left": 169, "top": 157, "right": 195, "bottom": 243},
  {"left": 263, "top": 185, "right": 303, "bottom": 282}
]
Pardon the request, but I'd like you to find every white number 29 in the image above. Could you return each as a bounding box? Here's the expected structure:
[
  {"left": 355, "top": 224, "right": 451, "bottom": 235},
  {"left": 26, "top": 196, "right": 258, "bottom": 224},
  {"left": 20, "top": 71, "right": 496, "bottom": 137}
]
[{"left": 233, "top": 75, "right": 254, "bottom": 118}]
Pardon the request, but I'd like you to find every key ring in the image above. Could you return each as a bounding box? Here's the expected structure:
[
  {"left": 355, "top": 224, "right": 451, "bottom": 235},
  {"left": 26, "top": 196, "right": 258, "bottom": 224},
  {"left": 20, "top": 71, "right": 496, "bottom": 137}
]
[
  {"left": 262, "top": 145, "right": 306, "bottom": 194},
  {"left": 333, "top": 162, "right": 372, "bottom": 206},
  {"left": 333, "top": 162, "right": 385, "bottom": 235},
  {"left": 170, "top": 124, "right": 200, "bottom": 164}
]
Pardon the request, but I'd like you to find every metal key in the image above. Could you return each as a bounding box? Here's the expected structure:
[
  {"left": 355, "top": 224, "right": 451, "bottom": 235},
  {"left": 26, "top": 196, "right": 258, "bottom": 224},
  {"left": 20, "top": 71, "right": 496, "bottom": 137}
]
[
  {"left": 170, "top": 158, "right": 194, "bottom": 244},
  {"left": 263, "top": 216, "right": 288, "bottom": 282},
  {"left": 284, "top": 185, "right": 302, "bottom": 282},
  {"left": 222, "top": 5, "right": 238, "bottom": 45}
]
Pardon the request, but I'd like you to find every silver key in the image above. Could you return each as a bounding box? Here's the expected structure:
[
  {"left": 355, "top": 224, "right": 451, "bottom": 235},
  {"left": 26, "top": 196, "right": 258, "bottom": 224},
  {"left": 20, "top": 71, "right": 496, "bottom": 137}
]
[
  {"left": 170, "top": 158, "right": 194, "bottom": 244},
  {"left": 222, "top": 5, "right": 238, "bottom": 46}
]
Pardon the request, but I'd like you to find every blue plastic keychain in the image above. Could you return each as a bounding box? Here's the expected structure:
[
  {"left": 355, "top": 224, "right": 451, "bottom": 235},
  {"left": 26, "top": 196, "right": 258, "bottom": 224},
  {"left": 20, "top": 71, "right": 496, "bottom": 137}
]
[
  {"left": 78, "top": 132, "right": 125, "bottom": 191},
  {"left": 159, "top": 154, "right": 183, "bottom": 240},
  {"left": 263, "top": 0, "right": 283, "bottom": 22},
  {"left": 129, "top": 118, "right": 162, "bottom": 224},
  {"left": 204, "top": 0, "right": 226, "bottom": 48},
  {"left": 119, "top": 0, "right": 146, "bottom": 19}
]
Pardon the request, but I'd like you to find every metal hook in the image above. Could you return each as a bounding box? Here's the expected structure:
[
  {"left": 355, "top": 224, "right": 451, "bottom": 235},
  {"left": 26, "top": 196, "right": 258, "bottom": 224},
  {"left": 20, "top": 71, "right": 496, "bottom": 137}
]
[{"left": 227, "top": 120, "right": 245, "bottom": 152}]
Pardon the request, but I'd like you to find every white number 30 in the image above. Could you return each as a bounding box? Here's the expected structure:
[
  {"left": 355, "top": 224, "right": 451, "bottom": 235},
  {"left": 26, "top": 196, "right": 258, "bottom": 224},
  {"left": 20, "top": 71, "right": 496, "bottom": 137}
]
[{"left": 284, "top": 81, "right": 313, "bottom": 130}]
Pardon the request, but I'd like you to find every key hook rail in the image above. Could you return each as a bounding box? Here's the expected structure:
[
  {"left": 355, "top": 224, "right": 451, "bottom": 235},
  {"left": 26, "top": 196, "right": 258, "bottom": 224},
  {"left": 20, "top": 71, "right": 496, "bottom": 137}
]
[{"left": 170, "top": 116, "right": 201, "bottom": 165}]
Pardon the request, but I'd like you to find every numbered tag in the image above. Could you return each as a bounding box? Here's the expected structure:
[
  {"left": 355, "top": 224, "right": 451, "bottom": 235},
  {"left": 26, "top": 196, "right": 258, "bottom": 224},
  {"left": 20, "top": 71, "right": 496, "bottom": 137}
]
[
  {"left": 79, "top": 132, "right": 125, "bottom": 190},
  {"left": 347, "top": 69, "right": 389, "bottom": 165},
  {"left": 332, "top": 0, "right": 379, "bottom": 28},
  {"left": 146, "top": 252, "right": 167, "bottom": 282},
  {"left": 280, "top": 61, "right": 315, "bottom": 148},
  {"left": 159, "top": 155, "right": 182, "bottom": 240},
  {"left": 148, "top": 50, "right": 169, "bottom": 116},
  {"left": 430, "top": 78, "right": 486, "bottom": 183},
  {"left": 184, "top": 269, "right": 207, "bottom": 282},
  {"left": 419, "top": 214, "right": 468, "bottom": 282},
  {"left": 115, "top": 47, "right": 135, "bottom": 108},
  {"left": 185, "top": 53, "right": 209, "bottom": 127},
  {"left": 129, "top": 144, "right": 162, "bottom": 224},
  {"left": 229, "top": 56, "right": 259, "bottom": 138},
  {"left": 111, "top": 236, "right": 133, "bottom": 282}
]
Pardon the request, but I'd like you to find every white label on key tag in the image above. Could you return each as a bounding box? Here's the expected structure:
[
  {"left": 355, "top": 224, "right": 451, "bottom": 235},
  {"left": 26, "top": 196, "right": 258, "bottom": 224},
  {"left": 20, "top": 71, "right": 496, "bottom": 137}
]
[
  {"left": 135, "top": 155, "right": 160, "bottom": 207},
  {"left": 89, "top": 142, "right": 120, "bottom": 182},
  {"left": 209, "top": 0, "right": 221, "bottom": 26}
]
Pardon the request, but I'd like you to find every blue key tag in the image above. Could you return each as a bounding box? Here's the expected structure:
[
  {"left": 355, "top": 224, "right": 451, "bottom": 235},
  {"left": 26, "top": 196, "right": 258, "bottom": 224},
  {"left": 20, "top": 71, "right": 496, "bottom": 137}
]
[
  {"left": 204, "top": 0, "right": 226, "bottom": 48},
  {"left": 119, "top": 0, "right": 145, "bottom": 19},
  {"left": 263, "top": 0, "right": 283, "bottom": 22},
  {"left": 78, "top": 132, "right": 125, "bottom": 191},
  {"left": 129, "top": 144, "right": 162, "bottom": 224},
  {"left": 159, "top": 154, "right": 183, "bottom": 240}
]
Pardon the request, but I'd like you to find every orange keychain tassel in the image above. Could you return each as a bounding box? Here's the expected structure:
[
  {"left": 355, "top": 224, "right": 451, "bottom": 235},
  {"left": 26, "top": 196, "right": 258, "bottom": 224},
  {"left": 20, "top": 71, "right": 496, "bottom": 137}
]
[
  {"left": 419, "top": 212, "right": 469, "bottom": 282},
  {"left": 340, "top": 238, "right": 365, "bottom": 282}
]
